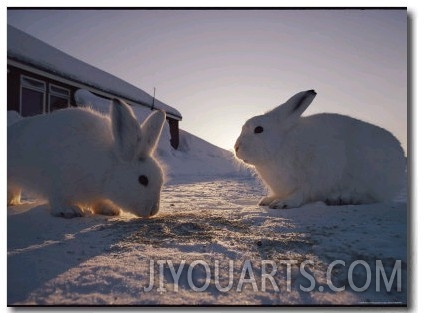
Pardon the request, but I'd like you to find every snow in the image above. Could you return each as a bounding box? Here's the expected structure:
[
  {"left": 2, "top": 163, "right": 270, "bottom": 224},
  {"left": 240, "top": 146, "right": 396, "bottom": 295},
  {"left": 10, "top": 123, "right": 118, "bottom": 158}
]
[
  {"left": 7, "top": 178, "right": 407, "bottom": 305},
  {"left": 7, "top": 110, "right": 22, "bottom": 126},
  {"left": 7, "top": 25, "right": 182, "bottom": 120},
  {"left": 7, "top": 92, "right": 407, "bottom": 306}
]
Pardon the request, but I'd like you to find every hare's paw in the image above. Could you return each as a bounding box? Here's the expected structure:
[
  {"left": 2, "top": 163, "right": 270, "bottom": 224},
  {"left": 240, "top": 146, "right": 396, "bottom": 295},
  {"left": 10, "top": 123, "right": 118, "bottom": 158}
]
[
  {"left": 7, "top": 188, "right": 22, "bottom": 206},
  {"left": 51, "top": 205, "right": 84, "bottom": 218},
  {"left": 269, "top": 194, "right": 304, "bottom": 210},
  {"left": 92, "top": 201, "right": 122, "bottom": 216},
  {"left": 259, "top": 196, "right": 277, "bottom": 206},
  {"left": 269, "top": 199, "right": 291, "bottom": 209}
]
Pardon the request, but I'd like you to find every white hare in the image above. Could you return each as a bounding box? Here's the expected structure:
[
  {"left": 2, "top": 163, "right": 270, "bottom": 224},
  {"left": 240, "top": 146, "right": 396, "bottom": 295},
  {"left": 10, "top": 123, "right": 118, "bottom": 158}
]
[
  {"left": 234, "top": 90, "right": 406, "bottom": 209},
  {"left": 7, "top": 98, "right": 166, "bottom": 218}
]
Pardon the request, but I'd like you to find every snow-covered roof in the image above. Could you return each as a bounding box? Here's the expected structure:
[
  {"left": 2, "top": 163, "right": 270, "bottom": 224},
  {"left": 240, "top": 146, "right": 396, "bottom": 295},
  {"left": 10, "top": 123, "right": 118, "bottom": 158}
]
[{"left": 7, "top": 25, "right": 182, "bottom": 120}]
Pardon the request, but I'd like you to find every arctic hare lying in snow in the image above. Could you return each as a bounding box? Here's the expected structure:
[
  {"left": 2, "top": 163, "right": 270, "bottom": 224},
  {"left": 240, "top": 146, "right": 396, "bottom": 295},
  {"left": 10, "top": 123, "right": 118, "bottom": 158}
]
[
  {"left": 234, "top": 90, "right": 406, "bottom": 209},
  {"left": 8, "top": 99, "right": 166, "bottom": 218}
]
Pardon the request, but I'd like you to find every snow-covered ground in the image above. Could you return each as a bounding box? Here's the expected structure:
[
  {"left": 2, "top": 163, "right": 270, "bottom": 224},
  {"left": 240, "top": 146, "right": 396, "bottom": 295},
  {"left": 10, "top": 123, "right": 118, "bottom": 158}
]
[
  {"left": 8, "top": 176, "right": 407, "bottom": 305},
  {"left": 7, "top": 91, "right": 407, "bottom": 306}
]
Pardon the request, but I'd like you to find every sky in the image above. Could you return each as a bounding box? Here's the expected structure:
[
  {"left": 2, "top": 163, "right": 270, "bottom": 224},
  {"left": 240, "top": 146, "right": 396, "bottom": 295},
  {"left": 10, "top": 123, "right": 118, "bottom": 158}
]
[{"left": 7, "top": 9, "right": 407, "bottom": 152}]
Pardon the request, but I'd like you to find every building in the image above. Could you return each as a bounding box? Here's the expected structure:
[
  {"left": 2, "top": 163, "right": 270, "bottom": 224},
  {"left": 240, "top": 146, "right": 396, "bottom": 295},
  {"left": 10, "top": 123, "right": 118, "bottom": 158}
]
[{"left": 7, "top": 25, "right": 182, "bottom": 149}]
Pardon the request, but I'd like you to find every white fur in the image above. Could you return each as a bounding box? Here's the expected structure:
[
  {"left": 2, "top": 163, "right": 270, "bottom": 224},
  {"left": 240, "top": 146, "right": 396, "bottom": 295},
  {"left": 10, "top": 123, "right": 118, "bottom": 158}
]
[
  {"left": 7, "top": 99, "right": 166, "bottom": 218},
  {"left": 234, "top": 90, "right": 406, "bottom": 209}
]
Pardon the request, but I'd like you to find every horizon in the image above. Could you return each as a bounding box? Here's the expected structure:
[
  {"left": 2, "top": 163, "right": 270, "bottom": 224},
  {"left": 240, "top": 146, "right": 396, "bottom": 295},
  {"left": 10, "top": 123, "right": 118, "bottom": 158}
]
[{"left": 7, "top": 9, "right": 407, "bottom": 153}]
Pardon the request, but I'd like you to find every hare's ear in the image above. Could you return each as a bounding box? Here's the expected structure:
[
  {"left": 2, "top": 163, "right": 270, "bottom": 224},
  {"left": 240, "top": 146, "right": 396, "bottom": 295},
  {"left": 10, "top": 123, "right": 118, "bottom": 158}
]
[
  {"left": 138, "top": 110, "right": 166, "bottom": 157},
  {"left": 269, "top": 90, "right": 317, "bottom": 124},
  {"left": 111, "top": 98, "right": 141, "bottom": 161}
]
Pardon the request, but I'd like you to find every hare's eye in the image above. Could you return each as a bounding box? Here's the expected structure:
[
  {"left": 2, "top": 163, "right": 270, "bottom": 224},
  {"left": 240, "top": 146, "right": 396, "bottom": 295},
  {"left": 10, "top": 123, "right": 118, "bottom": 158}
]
[
  {"left": 254, "top": 126, "right": 264, "bottom": 134},
  {"left": 138, "top": 175, "right": 149, "bottom": 186}
]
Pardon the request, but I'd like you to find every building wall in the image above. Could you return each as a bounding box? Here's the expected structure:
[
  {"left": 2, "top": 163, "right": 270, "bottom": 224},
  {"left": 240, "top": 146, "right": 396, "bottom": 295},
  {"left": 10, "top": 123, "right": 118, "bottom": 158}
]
[
  {"left": 168, "top": 118, "right": 179, "bottom": 149},
  {"left": 7, "top": 67, "right": 20, "bottom": 112}
]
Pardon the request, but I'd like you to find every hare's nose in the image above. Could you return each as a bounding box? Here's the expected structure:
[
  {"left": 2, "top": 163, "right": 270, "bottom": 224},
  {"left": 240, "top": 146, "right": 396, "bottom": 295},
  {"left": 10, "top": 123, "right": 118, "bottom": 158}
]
[
  {"left": 150, "top": 202, "right": 160, "bottom": 217},
  {"left": 234, "top": 142, "right": 240, "bottom": 153}
]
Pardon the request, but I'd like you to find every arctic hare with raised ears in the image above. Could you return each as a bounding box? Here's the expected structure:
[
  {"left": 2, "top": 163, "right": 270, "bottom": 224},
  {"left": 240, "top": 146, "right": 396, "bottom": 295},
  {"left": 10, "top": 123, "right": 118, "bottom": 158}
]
[
  {"left": 8, "top": 99, "right": 166, "bottom": 218},
  {"left": 234, "top": 90, "right": 406, "bottom": 209}
]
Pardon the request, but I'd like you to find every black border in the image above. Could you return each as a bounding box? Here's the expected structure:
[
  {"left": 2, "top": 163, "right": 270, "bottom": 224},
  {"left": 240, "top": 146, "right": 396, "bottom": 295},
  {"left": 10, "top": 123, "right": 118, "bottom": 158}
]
[{"left": 8, "top": 6, "right": 407, "bottom": 10}]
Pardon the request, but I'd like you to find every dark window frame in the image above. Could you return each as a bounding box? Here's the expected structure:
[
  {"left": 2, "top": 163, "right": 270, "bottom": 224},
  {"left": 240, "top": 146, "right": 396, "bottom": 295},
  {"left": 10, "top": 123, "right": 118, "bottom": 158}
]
[
  {"left": 20, "top": 75, "right": 46, "bottom": 116},
  {"left": 48, "top": 83, "right": 70, "bottom": 112},
  {"left": 19, "top": 74, "right": 73, "bottom": 115}
]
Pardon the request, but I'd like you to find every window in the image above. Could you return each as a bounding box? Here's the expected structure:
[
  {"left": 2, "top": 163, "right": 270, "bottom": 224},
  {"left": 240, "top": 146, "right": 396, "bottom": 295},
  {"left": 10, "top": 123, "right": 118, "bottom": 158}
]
[
  {"left": 20, "top": 76, "right": 46, "bottom": 116},
  {"left": 49, "top": 84, "right": 70, "bottom": 112},
  {"left": 19, "top": 76, "right": 72, "bottom": 116}
]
